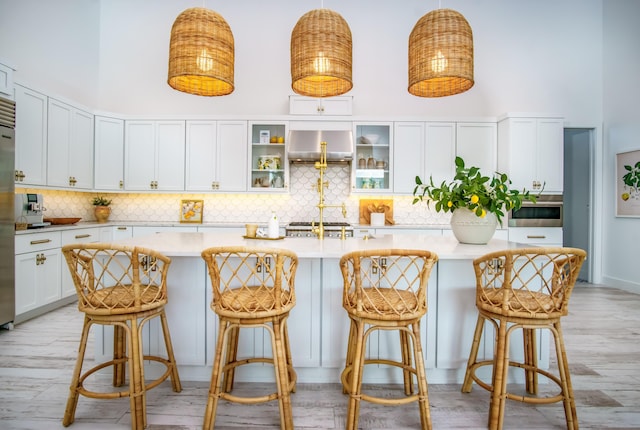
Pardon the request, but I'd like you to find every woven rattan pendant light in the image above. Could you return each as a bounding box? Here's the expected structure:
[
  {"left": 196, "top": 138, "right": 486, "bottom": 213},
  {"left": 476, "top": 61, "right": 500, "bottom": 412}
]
[
  {"left": 290, "top": 8, "right": 353, "bottom": 98},
  {"left": 168, "top": 7, "right": 234, "bottom": 96},
  {"left": 408, "top": 8, "right": 474, "bottom": 97}
]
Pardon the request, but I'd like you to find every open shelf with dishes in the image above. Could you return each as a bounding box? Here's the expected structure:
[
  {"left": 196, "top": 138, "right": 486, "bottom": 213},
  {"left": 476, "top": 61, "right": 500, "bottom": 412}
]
[
  {"left": 249, "top": 122, "right": 289, "bottom": 191},
  {"left": 353, "top": 123, "right": 392, "bottom": 192}
]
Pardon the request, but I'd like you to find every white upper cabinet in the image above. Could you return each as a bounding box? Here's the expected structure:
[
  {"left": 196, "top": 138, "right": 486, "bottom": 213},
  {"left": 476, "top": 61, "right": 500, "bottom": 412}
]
[
  {"left": 353, "top": 122, "right": 392, "bottom": 193},
  {"left": 14, "top": 84, "right": 47, "bottom": 186},
  {"left": 456, "top": 122, "right": 497, "bottom": 174},
  {"left": 47, "top": 98, "right": 94, "bottom": 189},
  {"left": 248, "top": 122, "right": 288, "bottom": 192},
  {"left": 186, "top": 120, "right": 247, "bottom": 192},
  {"left": 393, "top": 122, "right": 456, "bottom": 194},
  {"left": 498, "top": 116, "right": 564, "bottom": 193},
  {"left": 124, "top": 120, "right": 185, "bottom": 191},
  {"left": 393, "top": 122, "right": 424, "bottom": 194},
  {"left": 94, "top": 116, "right": 125, "bottom": 191},
  {"left": 289, "top": 95, "right": 353, "bottom": 116}
]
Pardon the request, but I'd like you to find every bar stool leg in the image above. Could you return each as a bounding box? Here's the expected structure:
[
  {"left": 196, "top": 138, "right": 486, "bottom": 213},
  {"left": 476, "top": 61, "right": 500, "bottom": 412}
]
[
  {"left": 272, "top": 318, "right": 294, "bottom": 430},
  {"left": 223, "top": 325, "right": 240, "bottom": 393},
  {"left": 63, "top": 316, "right": 92, "bottom": 427},
  {"left": 411, "top": 322, "right": 432, "bottom": 430},
  {"left": 346, "top": 319, "right": 365, "bottom": 430},
  {"left": 113, "top": 325, "right": 126, "bottom": 387},
  {"left": 523, "top": 328, "right": 538, "bottom": 394},
  {"left": 462, "top": 314, "right": 486, "bottom": 393},
  {"left": 282, "top": 320, "right": 296, "bottom": 393},
  {"left": 400, "top": 330, "right": 414, "bottom": 395},
  {"left": 489, "top": 320, "right": 509, "bottom": 430},
  {"left": 159, "top": 310, "right": 182, "bottom": 392},
  {"left": 342, "top": 318, "right": 357, "bottom": 394},
  {"left": 553, "top": 322, "right": 579, "bottom": 430},
  {"left": 204, "top": 320, "right": 230, "bottom": 430},
  {"left": 128, "top": 318, "right": 145, "bottom": 430}
]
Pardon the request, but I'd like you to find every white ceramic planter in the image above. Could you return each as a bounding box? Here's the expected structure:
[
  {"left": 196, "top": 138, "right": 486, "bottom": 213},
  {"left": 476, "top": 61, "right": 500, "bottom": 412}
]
[{"left": 450, "top": 208, "right": 497, "bottom": 244}]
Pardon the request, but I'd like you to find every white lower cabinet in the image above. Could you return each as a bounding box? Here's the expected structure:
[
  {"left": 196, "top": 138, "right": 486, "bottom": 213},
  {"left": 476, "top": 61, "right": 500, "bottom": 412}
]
[
  {"left": 508, "top": 227, "right": 563, "bottom": 246},
  {"left": 15, "top": 232, "right": 62, "bottom": 321}
]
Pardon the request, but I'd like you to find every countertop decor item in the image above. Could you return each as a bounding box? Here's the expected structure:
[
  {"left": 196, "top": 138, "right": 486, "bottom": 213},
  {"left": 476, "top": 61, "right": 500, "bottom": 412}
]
[
  {"left": 290, "top": 8, "right": 353, "bottom": 97},
  {"left": 180, "top": 199, "right": 203, "bottom": 224},
  {"left": 44, "top": 217, "right": 82, "bottom": 225},
  {"left": 413, "top": 156, "right": 537, "bottom": 243},
  {"left": 359, "top": 199, "right": 394, "bottom": 225},
  {"left": 91, "top": 196, "right": 112, "bottom": 224},
  {"left": 408, "top": 8, "right": 474, "bottom": 98},
  {"left": 168, "top": 7, "right": 235, "bottom": 97}
]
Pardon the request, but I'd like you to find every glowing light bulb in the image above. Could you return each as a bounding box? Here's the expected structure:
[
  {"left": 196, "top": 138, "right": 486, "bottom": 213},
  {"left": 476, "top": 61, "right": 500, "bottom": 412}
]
[
  {"left": 431, "top": 50, "right": 447, "bottom": 73},
  {"left": 314, "top": 52, "right": 331, "bottom": 74},
  {"left": 196, "top": 49, "right": 214, "bottom": 72}
]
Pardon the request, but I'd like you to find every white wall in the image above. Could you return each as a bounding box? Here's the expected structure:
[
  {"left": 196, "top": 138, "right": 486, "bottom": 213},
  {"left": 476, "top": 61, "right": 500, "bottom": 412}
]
[
  {"left": 603, "top": 0, "right": 640, "bottom": 293},
  {"left": 2, "top": 0, "right": 603, "bottom": 124},
  {"left": 0, "top": 0, "right": 100, "bottom": 107}
]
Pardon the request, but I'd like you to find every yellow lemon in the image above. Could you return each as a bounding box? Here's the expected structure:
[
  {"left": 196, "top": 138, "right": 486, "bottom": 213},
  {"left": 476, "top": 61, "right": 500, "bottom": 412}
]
[
  {"left": 447, "top": 201, "right": 453, "bottom": 208},
  {"left": 479, "top": 209, "right": 486, "bottom": 218},
  {"left": 622, "top": 193, "right": 630, "bottom": 201},
  {"left": 470, "top": 195, "right": 479, "bottom": 204}
]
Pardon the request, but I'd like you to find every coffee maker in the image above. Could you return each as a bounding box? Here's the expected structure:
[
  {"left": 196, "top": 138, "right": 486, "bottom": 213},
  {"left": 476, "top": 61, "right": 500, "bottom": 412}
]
[{"left": 14, "top": 194, "right": 48, "bottom": 228}]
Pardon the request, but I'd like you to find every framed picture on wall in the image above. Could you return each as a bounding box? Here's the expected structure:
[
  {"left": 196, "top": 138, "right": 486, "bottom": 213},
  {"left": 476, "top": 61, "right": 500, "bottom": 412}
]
[
  {"left": 180, "top": 199, "right": 203, "bottom": 223},
  {"left": 615, "top": 149, "right": 640, "bottom": 217}
]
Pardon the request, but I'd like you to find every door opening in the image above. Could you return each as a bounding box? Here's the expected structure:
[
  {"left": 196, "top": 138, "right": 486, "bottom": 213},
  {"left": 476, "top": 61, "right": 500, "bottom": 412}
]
[{"left": 563, "top": 128, "right": 593, "bottom": 281}]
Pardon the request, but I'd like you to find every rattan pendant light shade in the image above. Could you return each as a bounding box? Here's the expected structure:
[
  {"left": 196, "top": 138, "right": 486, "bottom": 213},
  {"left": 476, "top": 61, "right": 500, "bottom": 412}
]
[
  {"left": 408, "top": 8, "right": 474, "bottom": 98},
  {"left": 290, "top": 9, "right": 353, "bottom": 98},
  {"left": 168, "top": 7, "right": 234, "bottom": 96}
]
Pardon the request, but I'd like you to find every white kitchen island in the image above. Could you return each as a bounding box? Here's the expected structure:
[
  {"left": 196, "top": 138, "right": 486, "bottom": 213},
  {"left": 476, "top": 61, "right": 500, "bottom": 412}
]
[{"left": 99, "top": 232, "right": 540, "bottom": 384}]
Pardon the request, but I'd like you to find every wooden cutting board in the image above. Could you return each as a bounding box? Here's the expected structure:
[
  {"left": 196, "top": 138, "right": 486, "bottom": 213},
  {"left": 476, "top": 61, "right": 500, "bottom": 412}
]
[{"left": 359, "top": 199, "right": 394, "bottom": 225}]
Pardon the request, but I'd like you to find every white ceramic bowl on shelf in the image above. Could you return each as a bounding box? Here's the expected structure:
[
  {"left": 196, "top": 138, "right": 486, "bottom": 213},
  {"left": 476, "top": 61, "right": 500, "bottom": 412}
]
[{"left": 359, "top": 134, "right": 379, "bottom": 145}]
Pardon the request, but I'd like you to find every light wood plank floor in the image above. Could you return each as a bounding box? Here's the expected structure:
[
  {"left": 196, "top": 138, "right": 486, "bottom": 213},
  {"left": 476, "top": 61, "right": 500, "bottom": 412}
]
[{"left": 1, "top": 284, "right": 639, "bottom": 429}]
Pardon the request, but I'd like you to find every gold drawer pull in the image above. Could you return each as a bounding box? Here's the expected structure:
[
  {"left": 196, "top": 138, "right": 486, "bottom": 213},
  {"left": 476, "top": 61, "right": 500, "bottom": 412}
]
[
  {"left": 75, "top": 234, "right": 91, "bottom": 239},
  {"left": 526, "top": 235, "right": 546, "bottom": 239},
  {"left": 30, "top": 239, "right": 52, "bottom": 245},
  {"left": 117, "top": 227, "right": 128, "bottom": 230}
]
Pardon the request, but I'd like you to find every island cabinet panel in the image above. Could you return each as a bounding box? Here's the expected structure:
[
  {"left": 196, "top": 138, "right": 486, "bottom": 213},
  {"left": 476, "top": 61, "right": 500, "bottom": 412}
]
[
  {"left": 150, "top": 257, "right": 207, "bottom": 366},
  {"left": 435, "top": 260, "right": 487, "bottom": 369}
]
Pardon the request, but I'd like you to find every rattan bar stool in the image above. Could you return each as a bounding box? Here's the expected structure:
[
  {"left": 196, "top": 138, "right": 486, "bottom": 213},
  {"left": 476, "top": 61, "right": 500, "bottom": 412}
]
[
  {"left": 201, "top": 246, "right": 298, "bottom": 430},
  {"left": 340, "top": 249, "right": 438, "bottom": 430},
  {"left": 61, "top": 244, "right": 182, "bottom": 430},
  {"left": 461, "top": 247, "right": 587, "bottom": 430}
]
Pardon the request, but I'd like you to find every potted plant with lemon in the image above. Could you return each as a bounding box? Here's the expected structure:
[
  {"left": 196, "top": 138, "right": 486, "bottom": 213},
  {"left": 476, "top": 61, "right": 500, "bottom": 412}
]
[
  {"left": 91, "top": 195, "right": 112, "bottom": 223},
  {"left": 413, "top": 157, "right": 538, "bottom": 244}
]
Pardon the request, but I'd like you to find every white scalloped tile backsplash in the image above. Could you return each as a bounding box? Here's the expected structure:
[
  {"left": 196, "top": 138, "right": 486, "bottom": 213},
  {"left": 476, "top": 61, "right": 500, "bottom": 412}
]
[{"left": 19, "top": 165, "right": 449, "bottom": 226}]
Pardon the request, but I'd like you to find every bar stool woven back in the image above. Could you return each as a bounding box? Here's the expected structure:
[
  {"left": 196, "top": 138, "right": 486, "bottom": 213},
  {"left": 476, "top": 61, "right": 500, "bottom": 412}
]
[
  {"left": 340, "top": 249, "right": 438, "bottom": 430},
  {"left": 201, "top": 246, "right": 298, "bottom": 430},
  {"left": 61, "top": 244, "right": 182, "bottom": 430},
  {"left": 462, "top": 247, "right": 586, "bottom": 430}
]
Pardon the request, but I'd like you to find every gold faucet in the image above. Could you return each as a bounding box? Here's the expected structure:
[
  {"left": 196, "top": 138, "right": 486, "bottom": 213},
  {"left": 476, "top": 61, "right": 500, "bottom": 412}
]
[{"left": 311, "top": 141, "right": 347, "bottom": 240}]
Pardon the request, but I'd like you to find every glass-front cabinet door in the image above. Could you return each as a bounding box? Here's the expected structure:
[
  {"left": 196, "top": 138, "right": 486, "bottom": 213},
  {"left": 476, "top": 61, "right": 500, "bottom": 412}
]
[
  {"left": 352, "top": 122, "right": 392, "bottom": 192},
  {"left": 248, "top": 121, "right": 289, "bottom": 192}
]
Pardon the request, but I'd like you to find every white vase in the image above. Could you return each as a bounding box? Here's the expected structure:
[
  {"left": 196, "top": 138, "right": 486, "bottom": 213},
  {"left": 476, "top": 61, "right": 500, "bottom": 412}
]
[{"left": 450, "top": 208, "right": 498, "bottom": 244}]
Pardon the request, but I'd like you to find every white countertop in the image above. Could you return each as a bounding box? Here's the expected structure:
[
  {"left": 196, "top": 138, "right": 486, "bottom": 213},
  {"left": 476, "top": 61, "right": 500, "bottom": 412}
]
[{"left": 111, "top": 231, "right": 526, "bottom": 260}]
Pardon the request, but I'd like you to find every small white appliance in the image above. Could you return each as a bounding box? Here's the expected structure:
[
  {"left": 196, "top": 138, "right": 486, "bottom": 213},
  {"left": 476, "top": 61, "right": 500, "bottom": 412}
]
[{"left": 14, "top": 193, "right": 49, "bottom": 227}]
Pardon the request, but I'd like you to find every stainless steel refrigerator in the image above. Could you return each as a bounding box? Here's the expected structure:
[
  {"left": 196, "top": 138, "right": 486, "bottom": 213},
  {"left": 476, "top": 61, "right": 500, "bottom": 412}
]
[{"left": 0, "top": 95, "right": 15, "bottom": 328}]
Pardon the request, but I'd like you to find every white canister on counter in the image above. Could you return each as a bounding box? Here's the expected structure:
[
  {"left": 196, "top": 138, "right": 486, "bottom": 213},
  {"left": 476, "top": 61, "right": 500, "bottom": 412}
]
[{"left": 268, "top": 212, "right": 279, "bottom": 238}]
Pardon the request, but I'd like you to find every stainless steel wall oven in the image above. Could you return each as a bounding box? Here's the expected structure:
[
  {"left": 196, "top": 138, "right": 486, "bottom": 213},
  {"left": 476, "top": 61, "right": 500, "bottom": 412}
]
[{"left": 508, "top": 194, "right": 563, "bottom": 227}]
